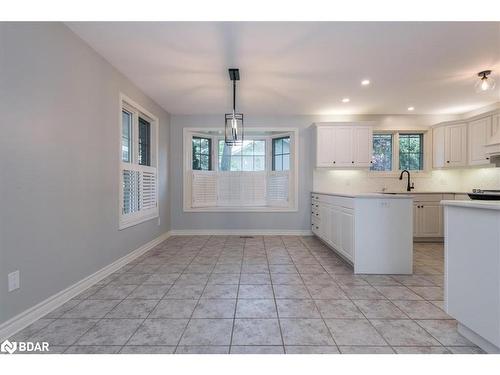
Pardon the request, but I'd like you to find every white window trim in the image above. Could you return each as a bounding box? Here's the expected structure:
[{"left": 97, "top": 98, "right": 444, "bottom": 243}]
[
  {"left": 369, "top": 129, "right": 432, "bottom": 178},
  {"left": 119, "top": 93, "right": 160, "bottom": 230},
  {"left": 183, "top": 127, "right": 299, "bottom": 212}
]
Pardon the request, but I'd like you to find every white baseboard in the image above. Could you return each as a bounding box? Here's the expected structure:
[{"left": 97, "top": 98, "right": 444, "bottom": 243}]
[
  {"left": 0, "top": 231, "right": 171, "bottom": 341},
  {"left": 169, "top": 229, "right": 313, "bottom": 236},
  {"left": 457, "top": 323, "right": 500, "bottom": 354}
]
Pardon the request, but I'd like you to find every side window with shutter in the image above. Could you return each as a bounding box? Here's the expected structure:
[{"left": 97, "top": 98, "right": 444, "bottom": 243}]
[{"left": 119, "top": 96, "right": 159, "bottom": 229}]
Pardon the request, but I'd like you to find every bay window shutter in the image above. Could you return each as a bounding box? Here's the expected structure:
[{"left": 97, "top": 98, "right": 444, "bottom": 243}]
[
  {"left": 192, "top": 171, "right": 217, "bottom": 207},
  {"left": 267, "top": 171, "right": 289, "bottom": 206}
]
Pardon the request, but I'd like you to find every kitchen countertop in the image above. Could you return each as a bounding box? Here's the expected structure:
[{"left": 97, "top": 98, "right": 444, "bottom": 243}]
[
  {"left": 441, "top": 200, "right": 500, "bottom": 211},
  {"left": 382, "top": 191, "right": 467, "bottom": 195},
  {"left": 312, "top": 191, "right": 412, "bottom": 199}
]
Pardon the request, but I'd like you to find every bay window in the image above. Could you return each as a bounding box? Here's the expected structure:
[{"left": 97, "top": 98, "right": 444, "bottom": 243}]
[{"left": 184, "top": 128, "right": 298, "bottom": 212}]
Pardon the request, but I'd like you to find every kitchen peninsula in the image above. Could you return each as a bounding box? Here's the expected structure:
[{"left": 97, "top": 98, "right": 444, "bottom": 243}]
[
  {"left": 311, "top": 192, "right": 413, "bottom": 274},
  {"left": 442, "top": 199, "right": 500, "bottom": 353}
]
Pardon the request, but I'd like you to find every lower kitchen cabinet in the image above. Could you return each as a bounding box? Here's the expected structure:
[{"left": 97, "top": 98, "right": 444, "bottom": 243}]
[
  {"left": 414, "top": 202, "right": 443, "bottom": 237},
  {"left": 311, "top": 196, "right": 353, "bottom": 262},
  {"left": 412, "top": 193, "right": 455, "bottom": 239}
]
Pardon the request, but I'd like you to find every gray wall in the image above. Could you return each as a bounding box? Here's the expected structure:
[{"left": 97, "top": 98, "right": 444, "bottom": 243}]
[
  {"left": 0, "top": 23, "right": 171, "bottom": 324},
  {"left": 169, "top": 113, "right": 458, "bottom": 232}
]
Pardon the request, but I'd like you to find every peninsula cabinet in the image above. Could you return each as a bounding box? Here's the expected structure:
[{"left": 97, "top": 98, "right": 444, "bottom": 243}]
[
  {"left": 432, "top": 122, "right": 467, "bottom": 168},
  {"left": 311, "top": 192, "right": 412, "bottom": 274},
  {"left": 314, "top": 123, "right": 373, "bottom": 168}
]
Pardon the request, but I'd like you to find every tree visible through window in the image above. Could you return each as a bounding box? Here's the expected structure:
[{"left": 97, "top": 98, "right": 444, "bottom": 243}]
[
  {"left": 192, "top": 137, "right": 212, "bottom": 170},
  {"left": 218, "top": 140, "right": 265, "bottom": 171},
  {"left": 371, "top": 134, "right": 392, "bottom": 171},
  {"left": 272, "top": 137, "right": 290, "bottom": 171},
  {"left": 399, "top": 134, "right": 423, "bottom": 170}
]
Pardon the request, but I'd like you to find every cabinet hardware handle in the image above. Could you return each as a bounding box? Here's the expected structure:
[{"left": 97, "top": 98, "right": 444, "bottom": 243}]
[
  {"left": 333, "top": 161, "right": 336, "bottom": 164},
  {"left": 446, "top": 161, "right": 450, "bottom": 163},
  {"left": 351, "top": 161, "right": 354, "bottom": 163},
  {"left": 486, "top": 157, "right": 490, "bottom": 160}
]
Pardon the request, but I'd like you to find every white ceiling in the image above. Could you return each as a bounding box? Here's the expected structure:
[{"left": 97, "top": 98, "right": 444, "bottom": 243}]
[{"left": 67, "top": 22, "right": 500, "bottom": 115}]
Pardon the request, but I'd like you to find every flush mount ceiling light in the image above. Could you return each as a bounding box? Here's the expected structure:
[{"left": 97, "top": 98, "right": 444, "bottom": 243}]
[
  {"left": 361, "top": 79, "right": 370, "bottom": 86},
  {"left": 225, "top": 68, "right": 244, "bottom": 145},
  {"left": 407, "top": 106, "right": 415, "bottom": 111},
  {"left": 342, "top": 98, "right": 350, "bottom": 103},
  {"left": 475, "top": 70, "right": 496, "bottom": 93}
]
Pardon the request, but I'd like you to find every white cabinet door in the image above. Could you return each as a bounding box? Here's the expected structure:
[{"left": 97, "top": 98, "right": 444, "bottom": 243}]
[
  {"left": 445, "top": 123, "right": 467, "bottom": 167},
  {"left": 418, "top": 202, "right": 443, "bottom": 237},
  {"left": 333, "top": 127, "right": 353, "bottom": 167},
  {"left": 413, "top": 203, "right": 420, "bottom": 237},
  {"left": 316, "top": 127, "right": 335, "bottom": 167},
  {"left": 318, "top": 203, "right": 329, "bottom": 241},
  {"left": 492, "top": 113, "right": 500, "bottom": 136},
  {"left": 353, "top": 126, "right": 373, "bottom": 167},
  {"left": 433, "top": 126, "right": 446, "bottom": 168},
  {"left": 330, "top": 205, "right": 342, "bottom": 248},
  {"left": 469, "top": 117, "right": 492, "bottom": 166},
  {"left": 340, "top": 208, "right": 354, "bottom": 262}
]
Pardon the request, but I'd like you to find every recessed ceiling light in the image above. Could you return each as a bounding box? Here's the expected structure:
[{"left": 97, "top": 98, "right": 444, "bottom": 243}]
[
  {"left": 361, "top": 79, "right": 370, "bottom": 86},
  {"left": 342, "top": 98, "right": 350, "bottom": 103},
  {"left": 407, "top": 106, "right": 415, "bottom": 111}
]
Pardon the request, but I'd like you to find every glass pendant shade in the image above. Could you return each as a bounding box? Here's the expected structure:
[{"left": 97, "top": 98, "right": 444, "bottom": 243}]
[
  {"left": 475, "top": 71, "right": 496, "bottom": 93},
  {"left": 224, "top": 111, "right": 244, "bottom": 145}
]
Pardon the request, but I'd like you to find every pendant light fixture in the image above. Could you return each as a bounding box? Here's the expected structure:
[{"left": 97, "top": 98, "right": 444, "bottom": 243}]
[
  {"left": 475, "top": 70, "right": 496, "bottom": 93},
  {"left": 225, "top": 68, "right": 244, "bottom": 145}
]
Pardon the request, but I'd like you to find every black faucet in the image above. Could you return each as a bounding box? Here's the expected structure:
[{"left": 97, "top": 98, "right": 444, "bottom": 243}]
[{"left": 399, "top": 170, "right": 414, "bottom": 192}]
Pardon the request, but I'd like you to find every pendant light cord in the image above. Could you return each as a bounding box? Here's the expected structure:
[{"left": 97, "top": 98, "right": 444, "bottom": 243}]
[{"left": 233, "top": 79, "right": 236, "bottom": 112}]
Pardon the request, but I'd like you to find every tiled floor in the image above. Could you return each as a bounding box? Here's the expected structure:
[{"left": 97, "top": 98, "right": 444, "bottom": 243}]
[{"left": 10, "top": 236, "right": 484, "bottom": 354}]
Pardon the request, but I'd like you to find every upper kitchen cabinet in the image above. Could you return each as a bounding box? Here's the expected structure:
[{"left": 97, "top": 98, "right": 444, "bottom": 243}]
[
  {"left": 314, "top": 123, "right": 373, "bottom": 168},
  {"left": 468, "top": 116, "right": 492, "bottom": 166},
  {"left": 353, "top": 126, "right": 373, "bottom": 167},
  {"left": 432, "top": 122, "right": 467, "bottom": 168}
]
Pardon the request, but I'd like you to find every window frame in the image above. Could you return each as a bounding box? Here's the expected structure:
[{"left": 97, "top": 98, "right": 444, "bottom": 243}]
[
  {"left": 119, "top": 93, "right": 159, "bottom": 230},
  {"left": 398, "top": 133, "right": 424, "bottom": 171},
  {"left": 272, "top": 136, "right": 291, "bottom": 171},
  {"left": 192, "top": 136, "right": 213, "bottom": 171},
  {"left": 183, "top": 128, "right": 299, "bottom": 212},
  {"left": 369, "top": 130, "right": 430, "bottom": 177}
]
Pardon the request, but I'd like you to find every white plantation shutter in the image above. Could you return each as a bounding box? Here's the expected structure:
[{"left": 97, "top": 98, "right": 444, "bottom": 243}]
[
  {"left": 217, "top": 173, "right": 241, "bottom": 206},
  {"left": 215, "top": 172, "right": 266, "bottom": 206},
  {"left": 121, "top": 163, "right": 158, "bottom": 227},
  {"left": 122, "top": 169, "right": 140, "bottom": 214},
  {"left": 192, "top": 171, "right": 217, "bottom": 207},
  {"left": 240, "top": 172, "right": 266, "bottom": 206},
  {"left": 141, "top": 169, "right": 157, "bottom": 210},
  {"left": 267, "top": 171, "right": 289, "bottom": 206}
]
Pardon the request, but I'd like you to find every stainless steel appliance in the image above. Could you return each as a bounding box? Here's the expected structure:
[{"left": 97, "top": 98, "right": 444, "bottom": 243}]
[{"left": 468, "top": 189, "right": 500, "bottom": 200}]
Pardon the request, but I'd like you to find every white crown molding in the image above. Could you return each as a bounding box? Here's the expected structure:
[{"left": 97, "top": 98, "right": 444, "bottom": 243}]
[{"left": 0, "top": 231, "right": 171, "bottom": 341}]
